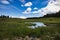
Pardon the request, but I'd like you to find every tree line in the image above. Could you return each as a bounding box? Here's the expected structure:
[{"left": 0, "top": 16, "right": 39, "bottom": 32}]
[
  {"left": 43, "top": 11, "right": 60, "bottom": 17},
  {"left": 0, "top": 15, "right": 9, "bottom": 18}
]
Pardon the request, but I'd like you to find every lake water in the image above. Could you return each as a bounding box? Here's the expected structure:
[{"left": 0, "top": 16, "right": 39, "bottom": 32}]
[
  {"left": 26, "top": 22, "right": 46, "bottom": 28},
  {"left": 25, "top": 22, "right": 60, "bottom": 29}
]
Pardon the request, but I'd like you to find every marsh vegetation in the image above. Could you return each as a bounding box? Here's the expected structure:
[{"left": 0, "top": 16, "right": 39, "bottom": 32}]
[{"left": 0, "top": 17, "right": 60, "bottom": 40}]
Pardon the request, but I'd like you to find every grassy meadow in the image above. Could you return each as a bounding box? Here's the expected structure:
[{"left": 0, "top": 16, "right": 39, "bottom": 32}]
[{"left": 0, "top": 17, "right": 60, "bottom": 40}]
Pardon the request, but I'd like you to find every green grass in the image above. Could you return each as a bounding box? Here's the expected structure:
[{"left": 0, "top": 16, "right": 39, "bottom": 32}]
[{"left": 0, "top": 17, "right": 60, "bottom": 40}]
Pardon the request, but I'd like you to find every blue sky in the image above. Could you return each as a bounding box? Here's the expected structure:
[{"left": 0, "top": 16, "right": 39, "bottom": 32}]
[{"left": 0, "top": 0, "right": 60, "bottom": 18}]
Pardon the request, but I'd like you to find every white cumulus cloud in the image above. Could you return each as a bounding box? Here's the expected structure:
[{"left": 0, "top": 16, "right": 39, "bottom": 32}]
[
  {"left": 32, "top": 0, "right": 60, "bottom": 15},
  {"left": 22, "top": 7, "right": 32, "bottom": 14},
  {"left": 22, "top": 0, "right": 60, "bottom": 17},
  {"left": 24, "top": 2, "right": 32, "bottom": 7},
  {"left": 41, "top": 0, "right": 60, "bottom": 14},
  {"left": 32, "top": 11, "right": 38, "bottom": 14},
  {"left": 26, "top": 7, "right": 32, "bottom": 11},
  {"left": 34, "top": 7, "right": 38, "bottom": 10}
]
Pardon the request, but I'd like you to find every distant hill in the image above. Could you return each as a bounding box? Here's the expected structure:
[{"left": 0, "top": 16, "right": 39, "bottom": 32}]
[{"left": 43, "top": 11, "right": 60, "bottom": 17}]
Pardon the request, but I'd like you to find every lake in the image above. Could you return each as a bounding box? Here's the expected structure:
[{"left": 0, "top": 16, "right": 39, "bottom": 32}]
[
  {"left": 25, "top": 22, "right": 46, "bottom": 28},
  {"left": 25, "top": 22, "right": 60, "bottom": 28}
]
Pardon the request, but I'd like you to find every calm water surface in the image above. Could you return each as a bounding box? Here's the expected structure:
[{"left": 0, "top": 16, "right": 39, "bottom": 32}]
[{"left": 25, "top": 22, "right": 46, "bottom": 28}]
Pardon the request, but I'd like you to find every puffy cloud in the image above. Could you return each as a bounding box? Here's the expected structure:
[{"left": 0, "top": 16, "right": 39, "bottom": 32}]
[
  {"left": 41, "top": 0, "right": 60, "bottom": 14},
  {"left": 24, "top": 2, "right": 32, "bottom": 6},
  {"left": 54, "top": 0, "right": 60, "bottom": 6},
  {"left": 22, "top": 7, "right": 32, "bottom": 14},
  {"left": 22, "top": 0, "right": 60, "bottom": 17},
  {"left": 21, "top": 2, "right": 32, "bottom": 7},
  {"left": 32, "top": 10, "right": 46, "bottom": 15},
  {"left": 32, "top": 0, "right": 60, "bottom": 15},
  {"left": 32, "top": 11, "right": 38, "bottom": 14},
  {"left": 0, "top": 0, "right": 10, "bottom": 4},
  {"left": 31, "top": 8, "right": 47, "bottom": 15},
  {"left": 26, "top": 7, "right": 32, "bottom": 11},
  {"left": 34, "top": 7, "right": 38, "bottom": 10}
]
